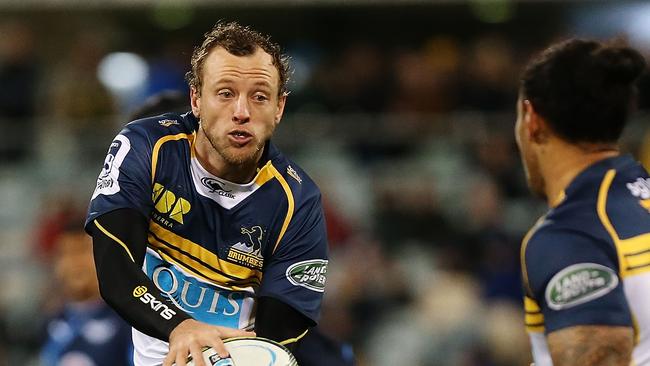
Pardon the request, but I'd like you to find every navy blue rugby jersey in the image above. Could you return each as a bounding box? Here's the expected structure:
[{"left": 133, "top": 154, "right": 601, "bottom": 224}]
[
  {"left": 521, "top": 155, "right": 650, "bottom": 366},
  {"left": 85, "top": 112, "right": 328, "bottom": 333}
]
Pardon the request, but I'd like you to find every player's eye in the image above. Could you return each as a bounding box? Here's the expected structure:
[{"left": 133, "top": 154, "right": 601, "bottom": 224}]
[
  {"left": 252, "top": 93, "right": 269, "bottom": 102},
  {"left": 217, "top": 90, "right": 234, "bottom": 98}
]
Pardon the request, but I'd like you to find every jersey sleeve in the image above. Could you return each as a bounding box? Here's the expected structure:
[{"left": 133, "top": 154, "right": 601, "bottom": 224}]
[
  {"left": 259, "top": 193, "right": 329, "bottom": 325},
  {"left": 85, "top": 124, "right": 153, "bottom": 232},
  {"left": 524, "top": 226, "right": 632, "bottom": 334}
]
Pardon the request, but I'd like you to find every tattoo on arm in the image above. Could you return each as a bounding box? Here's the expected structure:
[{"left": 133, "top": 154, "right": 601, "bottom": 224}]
[{"left": 548, "top": 325, "right": 633, "bottom": 366}]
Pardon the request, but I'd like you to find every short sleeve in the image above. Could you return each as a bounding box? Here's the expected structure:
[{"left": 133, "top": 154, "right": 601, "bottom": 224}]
[
  {"left": 259, "top": 194, "right": 329, "bottom": 324},
  {"left": 524, "top": 227, "right": 632, "bottom": 333},
  {"left": 85, "top": 125, "right": 153, "bottom": 232}
]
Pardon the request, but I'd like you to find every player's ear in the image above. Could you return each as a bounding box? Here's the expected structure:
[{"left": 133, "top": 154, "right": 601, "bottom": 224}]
[
  {"left": 524, "top": 100, "right": 549, "bottom": 144},
  {"left": 190, "top": 86, "right": 201, "bottom": 118},
  {"left": 274, "top": 92, "right": 287, "bottom": 125}
]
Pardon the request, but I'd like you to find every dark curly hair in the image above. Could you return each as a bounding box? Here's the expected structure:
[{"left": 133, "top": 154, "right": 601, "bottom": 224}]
[
  {"left": 520, "top": 39, "right": 646, "bottom": 143},
  {"left": 186, "top": 21, "right": 290, "bottom": 97}
]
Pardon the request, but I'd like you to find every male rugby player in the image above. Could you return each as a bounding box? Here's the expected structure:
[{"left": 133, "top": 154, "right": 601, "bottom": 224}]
[
  {"left": 86, "top": 22, "right": 328, "bottom": 366},
  {"left": 517, "top": 39, "right": 649, "bottom": 365}
]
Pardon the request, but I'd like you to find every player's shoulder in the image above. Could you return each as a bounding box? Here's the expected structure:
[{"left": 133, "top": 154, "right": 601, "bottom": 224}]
[
  {"left": 267, "top": 143, "right": 322, "bottom": 205},
  {"left": 601, "top": 155, "right": 650, "bottom": 239},
  {"left": 524, "top": 217, "right": 616, "bottom": 270},
  {"left": 120, "top": 111, "right": 197, "bottom": 145}
]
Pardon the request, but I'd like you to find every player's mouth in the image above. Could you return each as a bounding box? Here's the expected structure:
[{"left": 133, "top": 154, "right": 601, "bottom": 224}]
[{"left": 228, "top": 129, "right": 253, "bottom": 146}]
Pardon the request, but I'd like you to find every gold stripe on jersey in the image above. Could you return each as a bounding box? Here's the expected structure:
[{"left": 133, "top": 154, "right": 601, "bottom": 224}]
[
  {"left": 597, "top": 169, "right": 643, "bottom": 345},
  {"left": 147, "top": 233, "right": 259, "bottom": 287},
  {"left": 279, "top": 328, "right": 309, "bottom": 346},
  {"left": 147, "top": 221, "right": 262, "bottom": 286},
  {"left": 520, "top": 216, "right": 546, "bottom": 296},
  {"left": 524, "top": 296, "right": 545, "bottom": 333},
  {"left": 153, "top": 248, "right": 257, "bottom": 292},
  {"left": 597, "top": 169, "right": 650, "bottom": 278},
  {"left": 270, "top": 163, "right": 295, "bottom": 254},
  {"left": 254, "top": 161, "right": 276, "bottom": 186},
  {"left": 93, "top": 219, "right": 135, "bottom": 262},
  {"left": 151, "top": 133, "right": 195, "bottom": 184}
]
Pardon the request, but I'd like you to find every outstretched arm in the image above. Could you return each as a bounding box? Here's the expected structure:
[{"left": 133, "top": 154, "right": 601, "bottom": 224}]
[
  {"left": 90, "top": 208, "right": 253, "bottom": 366},
  {"left": 547, "top": 325, "right": 633, "bottom": 366}
]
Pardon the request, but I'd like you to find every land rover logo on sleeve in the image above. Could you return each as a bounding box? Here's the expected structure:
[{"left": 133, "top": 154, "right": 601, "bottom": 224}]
[
  {"left": 286, "top": 259, "right": 328, "bottom": 292},
  {"left": 545, "top": 263, "right": 619, "bottom": 310}
]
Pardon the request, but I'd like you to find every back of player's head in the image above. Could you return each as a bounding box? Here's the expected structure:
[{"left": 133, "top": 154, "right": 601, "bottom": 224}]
[
  {"left": 520, "top": 39, "right": 646, "bottom": 144},
  {"left": 186, "top": 21, "right": 290, "bottom": 96}
]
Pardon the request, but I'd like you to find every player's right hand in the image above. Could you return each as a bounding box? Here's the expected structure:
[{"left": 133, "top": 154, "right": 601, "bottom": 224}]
[{"left": 164, "top": 318, "right": 255, "bottom": 366}]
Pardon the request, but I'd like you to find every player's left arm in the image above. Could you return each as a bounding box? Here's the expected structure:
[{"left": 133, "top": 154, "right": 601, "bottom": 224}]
[
  {"left": 255, "top": 296, "right": 312, "bottom": 352},
  {"left": 548, "top": 325, "right": 633, "bottom": 366},
  {"left": 524, "top": 227, "right": 635, "bottom": 366},
  {"left": 257, "top": 190, "right": 329, "bottom": 351}
]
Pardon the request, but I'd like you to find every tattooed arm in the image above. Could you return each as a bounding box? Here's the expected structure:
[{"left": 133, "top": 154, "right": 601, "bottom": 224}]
[{"left": 547, "top": 325, "right": 633, "bottom": 366}]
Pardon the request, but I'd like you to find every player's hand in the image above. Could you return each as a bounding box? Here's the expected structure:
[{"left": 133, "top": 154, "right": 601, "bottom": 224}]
[{"left": 163, "top": 318, "right": 255, "bottom": 366}]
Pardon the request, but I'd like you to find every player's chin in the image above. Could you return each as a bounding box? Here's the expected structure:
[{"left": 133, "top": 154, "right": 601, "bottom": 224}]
[{"left": 223, "top": 146, "right": 261, "bottom": 165}]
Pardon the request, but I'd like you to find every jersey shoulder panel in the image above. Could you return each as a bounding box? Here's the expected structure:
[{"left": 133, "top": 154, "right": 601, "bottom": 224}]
[
  {"left": 524, "top": 219, "right": 620, "bottom": 299},
  {"left": 268, "top": 148, "right": 322, "bottom": 207},
  {"left": 605, "top": 161, "right": 650, "bottom": 240},
  {"left": 125, "top": 111, "right": 197, "bottom": 145}
]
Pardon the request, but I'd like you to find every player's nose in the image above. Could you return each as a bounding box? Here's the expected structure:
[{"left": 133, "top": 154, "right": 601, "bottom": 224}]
[{"left": 232, "top": 95, "right": 250, "bottom": 124}]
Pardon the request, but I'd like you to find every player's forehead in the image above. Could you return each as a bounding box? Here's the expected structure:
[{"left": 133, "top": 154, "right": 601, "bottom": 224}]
[{"left": 202, "top": 46, "right": 279, "bottom": 90}]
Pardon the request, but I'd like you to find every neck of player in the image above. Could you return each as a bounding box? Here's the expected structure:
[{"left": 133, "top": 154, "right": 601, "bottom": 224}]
[
  {"left": 542, "top": 141, "right": 620, "bottom": 206},
  {"left": 195, "top": 130, "right": 261, "bottom": 184}
]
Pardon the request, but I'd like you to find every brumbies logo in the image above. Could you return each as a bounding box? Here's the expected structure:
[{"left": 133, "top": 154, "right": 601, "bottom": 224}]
[
  {"left": 227, "top": 226, "right": 265, "bottom": 270},
  {"left": 201, "top": 177, "right": 235, "bottom": 199}
]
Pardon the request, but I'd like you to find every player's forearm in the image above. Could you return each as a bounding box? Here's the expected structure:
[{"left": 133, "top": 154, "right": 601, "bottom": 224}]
[
  {"left": 255, "top": 296, "right": 312, "bottom": 352},
  {"left": 91, "top": 210, "right": 191, "bottom": 341},
  {"left": 548, "top": 325, "right": 633, "bottom": 366}
]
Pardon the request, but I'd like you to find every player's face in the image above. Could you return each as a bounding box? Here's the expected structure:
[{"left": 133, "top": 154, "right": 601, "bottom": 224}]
[
  {"left": 515, "top": 97, "right": 546, "bottom": 199},
  {"left": 191, "top": 47, "right": 286, "bottom": 166}
]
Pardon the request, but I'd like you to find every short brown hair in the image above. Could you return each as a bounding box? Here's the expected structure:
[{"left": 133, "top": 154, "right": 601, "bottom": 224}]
[{"left": 186, "top": 21, "right": 290, "bottom": 96}]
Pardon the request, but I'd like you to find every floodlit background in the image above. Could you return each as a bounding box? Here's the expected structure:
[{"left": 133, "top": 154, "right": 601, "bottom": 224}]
[{"left": 1, "top": 0, "right": 650, "bottom": 364}]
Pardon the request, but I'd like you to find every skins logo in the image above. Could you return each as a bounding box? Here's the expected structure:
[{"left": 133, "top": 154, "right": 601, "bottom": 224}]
[
  {"left": 201, "top": 177, "right": 235, "bottom": 199},
  {"left": 132, "top": 285, "right": 177, "bottom": 320},
  {"left": 227, "top": 226, "right": 265, "bottom": 270},
  {"left": 286, "top": 259, "right": 328, "bottom": 292},
  {"left": 152, "top": 183, "right": 191, "bottom": 226},
  {"left": 545, "top": 263, "right": 618, "bottom": 310}
]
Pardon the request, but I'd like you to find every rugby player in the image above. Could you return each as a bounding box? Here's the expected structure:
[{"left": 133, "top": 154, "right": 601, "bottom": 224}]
[
  {"left": 85, "top": 22, "right": 329, "bottom": 366},
  {"left": 516, "top": 39, "right": 649, "bottom": 365}
]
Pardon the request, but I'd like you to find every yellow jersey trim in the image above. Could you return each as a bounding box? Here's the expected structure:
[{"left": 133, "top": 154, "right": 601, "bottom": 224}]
[
  {"left": 524, "top": 296, "right": 545, "bottom": 332},
  {"left": 270, "top": 164, "right": 295, "bottom": 254},
  {"left": 520, "top": 216, "right": 546, "bottom": 297},
  {"left": 279, "top": 328, "right": 309, "bottom": 346},
  {"left": 151, "top": 133, "right": 192, "bottom": 184},
  {"left": 148, "top": 221, "right": 262, "bottom": 286},
  {"left": 254, "top": 161, "right": 276, "bottom": 186},
  {"left": 152, "top": 248, "right": 257, "bottom": 292},
  {"left": 93, "top": 219, "right": 135, "bottom": 262},
  {"left": 596, "top": 169, "right": 641, "bottom": 344}
]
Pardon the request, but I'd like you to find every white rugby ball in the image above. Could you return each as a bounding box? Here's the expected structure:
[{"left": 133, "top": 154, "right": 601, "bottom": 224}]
[{"left": 184, "top": 337, "right": 298, "bottom": 366}]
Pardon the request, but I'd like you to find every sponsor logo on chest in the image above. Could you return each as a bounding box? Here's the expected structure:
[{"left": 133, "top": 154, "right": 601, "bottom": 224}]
[{"left": 152, "top": 183, "right": 191, "bottom": 228}]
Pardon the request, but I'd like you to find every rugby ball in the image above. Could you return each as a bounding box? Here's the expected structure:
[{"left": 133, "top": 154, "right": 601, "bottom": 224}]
[{"left": 184, "top": 337, "right": 298, "bottom": 366}]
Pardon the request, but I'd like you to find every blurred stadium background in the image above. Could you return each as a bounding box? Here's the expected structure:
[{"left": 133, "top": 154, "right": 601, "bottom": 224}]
[{"left": 1, "top": 0, "right": 650, "bottom": 364}]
